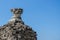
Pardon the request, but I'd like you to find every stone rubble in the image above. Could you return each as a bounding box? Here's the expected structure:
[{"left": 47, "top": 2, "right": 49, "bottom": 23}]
[{"left": 0, "top": 8, "right": 37, "bottom": 40}]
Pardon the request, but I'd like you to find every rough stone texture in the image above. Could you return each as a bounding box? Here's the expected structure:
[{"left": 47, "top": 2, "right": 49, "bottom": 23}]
[{"left": 0, "top": 8, "right": 37, "bottom": 40}]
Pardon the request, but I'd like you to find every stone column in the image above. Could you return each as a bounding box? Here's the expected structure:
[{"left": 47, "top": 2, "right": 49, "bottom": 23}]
[{"left": 9, "top": 8, "right": 23, "bottom": 22}]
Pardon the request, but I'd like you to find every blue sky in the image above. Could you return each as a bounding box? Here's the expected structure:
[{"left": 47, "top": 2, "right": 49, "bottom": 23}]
[{"left": 0, "top": 0, "right": 60, "bottom": 40}]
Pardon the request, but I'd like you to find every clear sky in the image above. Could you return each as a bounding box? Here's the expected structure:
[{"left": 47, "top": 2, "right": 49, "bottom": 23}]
[{"left": 0, "top": 0, "right": 60, "bottom": 40}]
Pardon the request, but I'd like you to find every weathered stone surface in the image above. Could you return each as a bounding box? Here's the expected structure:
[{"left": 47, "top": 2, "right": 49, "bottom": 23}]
[{"left": 0, "top": 8, "right": 37, "bottom": 40}]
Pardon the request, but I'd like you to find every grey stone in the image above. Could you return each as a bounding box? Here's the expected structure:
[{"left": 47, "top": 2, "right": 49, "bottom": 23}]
[{"left": 0, "top": 8, "right": 37, "bottom": 40}]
